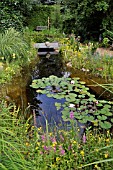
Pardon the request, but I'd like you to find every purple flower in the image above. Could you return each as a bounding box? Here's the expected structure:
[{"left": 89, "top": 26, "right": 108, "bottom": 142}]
[
  {"left": 60, "top": 134, "right": 64, "bottom": 142},
  {"left": 43, "top": 145, "right": 48, "bottom": 151},
  {"left": 53, "top": 146, "right": 56, "bottom": 152},
  {"left": 41, "top": 135, "right": 46, "bottom": 142},
  {"left": 59, "top": 145, "right": 65, "bottom": 155},
  {"left": 70, "top": 111, "right": 74, "bottom": 119},
  {"left": 50, "top": 137, "right": 56, "bottom": 143},
  {"left": 82, "top": 133, "right": 86, "bottom": 143},
  {"left": 68, "top": 144, "right": 72, "bottom": 151},
  {"left": 60, "top": 149, "right": 65, "bottom": 155}
]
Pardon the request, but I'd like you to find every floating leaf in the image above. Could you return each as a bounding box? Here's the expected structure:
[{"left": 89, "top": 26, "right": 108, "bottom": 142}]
[
  {"left": 87, "top": 116, "right": 94, "bottom": 121},
  {"left": 55, "top": 102, "right": 62, "bottom": 110},
  {"left": 99, "top": 121, "right": 112, "bottom": 129},
  {"left": 47, "top": 93, "right": 54, "bottom": 97},
  {"left": 79, "top": 81, "right": 86, "bottom": 84},
  {"left": 79, "top": 119, "right": 87, "bottom": 123},
  {"left": 36, "top": 89, "right": 42, "bottom": 93},
  {"left": 97, "top": 103, "right": 103, "bottom": 107},
  {"left": 111, "top": 118, "right": 113, "bottom": 123},
  {"left": 97, "top": 115, "right": 107, "bottom": 120}
]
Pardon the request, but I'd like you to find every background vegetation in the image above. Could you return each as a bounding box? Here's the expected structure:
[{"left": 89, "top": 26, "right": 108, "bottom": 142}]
[{"left": 0, "top": 0, "right": 113, "bottom": 169}]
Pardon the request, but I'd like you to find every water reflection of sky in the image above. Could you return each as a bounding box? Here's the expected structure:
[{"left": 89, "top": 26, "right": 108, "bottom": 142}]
[{"left": 36, "top": 93, "right": 67, "bottom": 131}]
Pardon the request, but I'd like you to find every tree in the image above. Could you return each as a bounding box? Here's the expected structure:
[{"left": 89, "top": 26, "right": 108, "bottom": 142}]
[
  {"left": 61, "top": 0, "right": 113, "bottom": 41},
  {"left": 0, "top": 0, "right": 32, "bottom": 32}
]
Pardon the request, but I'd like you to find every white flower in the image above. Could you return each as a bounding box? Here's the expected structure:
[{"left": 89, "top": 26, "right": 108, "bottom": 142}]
[
  {"left": 71, "top": 80, "right": 75, "bottom": 84},
  {"left": 69, "top": 104, "right": 75, "bottom": 108}
]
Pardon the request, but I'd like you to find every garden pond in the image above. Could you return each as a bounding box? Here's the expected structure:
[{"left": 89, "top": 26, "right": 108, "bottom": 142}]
[{"left": 1, "top": 53, "right": 113, "bottom": 133}]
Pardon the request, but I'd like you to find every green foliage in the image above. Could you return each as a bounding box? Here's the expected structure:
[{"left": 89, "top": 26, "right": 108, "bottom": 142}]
[
  {"left": 102, "top": 37, "right": 110, "bottom": 47},
  {"left": 0, "top": 28, "right": 33, "bottom": 63},
  {"left": 60, "top": 38, "right": 113, "bottom": 80},
  {"left": 0, "top": 100, "right": 113, "bottom": 170},
  {"left": 26, "top": 4, "right": 62, "bottom": 31},
  {"left": 0, "top": 101, "right": 32, "bottom": 170},
  {"left": 26, "top": 5, "right": 53, "bottom": 30},
  {"left": 0, "top": 0, "right": 32, "bottom": 32},
  {"left": 0, "top": 28, "right": 36, "bottom": 84},
  {"left": 31, "top": 75, "right": 113, "bottom": 129},
  {"left": 61, "top": 0, "right": 113, "bottom": 40}
]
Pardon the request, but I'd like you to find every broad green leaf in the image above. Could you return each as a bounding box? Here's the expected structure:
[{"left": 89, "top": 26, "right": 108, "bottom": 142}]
[{"left": 99, "top": 121, "right": 112, "bottom": 129}]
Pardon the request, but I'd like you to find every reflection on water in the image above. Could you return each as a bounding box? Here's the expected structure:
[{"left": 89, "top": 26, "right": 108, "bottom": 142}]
[{"left": 28, "top": 55, "right": 87, "bottom": 135}]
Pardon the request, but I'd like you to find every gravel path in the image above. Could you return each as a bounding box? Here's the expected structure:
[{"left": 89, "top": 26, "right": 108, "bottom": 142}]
[{"left": 96, "top": 48, "right": 113, "bottom": 57}]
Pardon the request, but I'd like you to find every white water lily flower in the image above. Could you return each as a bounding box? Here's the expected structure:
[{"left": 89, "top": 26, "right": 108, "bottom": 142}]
[
  {"left": 69, "top": 104, "right": 75, "bottom": 108},
  {"left": 71, "top": 80, "right": 75, "bottom": 84}
]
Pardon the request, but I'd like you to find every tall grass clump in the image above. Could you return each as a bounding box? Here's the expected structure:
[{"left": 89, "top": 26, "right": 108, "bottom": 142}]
[
  {"left": 0, "top": 28, "right": 33, "bottom": 64},
  {"left": 0, "top": 28, "right": 37, "bottom": 84},
  {"left": 0, "top": 100, "right": 34, "bottom": 170}
]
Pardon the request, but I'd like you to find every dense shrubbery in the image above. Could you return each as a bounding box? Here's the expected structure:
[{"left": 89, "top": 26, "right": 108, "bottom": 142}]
[{"left": 0, "top": 0, "right": 32, "bottom": 32}]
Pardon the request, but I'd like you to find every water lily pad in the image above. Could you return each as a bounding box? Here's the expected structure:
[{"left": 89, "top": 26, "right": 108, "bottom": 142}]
[
  {"left": 99, "top": 121, "right": 111, "bottom": 129},
  {"left": 111, "top": 118, "right": 113, "bottom": 123},
  {"left": 79, "top": 81, "right": 86, "bottom": 84},
  {"left": 55, "top": 102, "right": 62, "bottom": 110},
  {"left": 97, "top": 115, "right": 107, "bottom": 120},
  {"left": 79, "top": 119, "right": 87, "bottom": 123},
  {"left": 97, "top": 103, "right": 103, "bottom": 107},
  {"left": 47, "top": 93, "right": 54, "bottom": 97}
]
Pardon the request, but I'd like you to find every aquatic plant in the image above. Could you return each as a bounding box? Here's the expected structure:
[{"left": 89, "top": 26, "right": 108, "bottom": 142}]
[{"left": 31, "top": 75, "right": 113, "bottom": 130}]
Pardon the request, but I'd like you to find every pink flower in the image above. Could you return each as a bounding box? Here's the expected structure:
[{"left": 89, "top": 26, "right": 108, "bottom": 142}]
[
  {"left": 59, "top": 145, "right": 65, "bottom": 155},
  {"left": 70, "top": 111, "right": 74, "bottom": 119},
  {"left": 60, "top": 134, "right": 64, "bottom": 142},
  {"left": 50, "top": 137, "right": 56, "bottom": 143},
  {"left": 82, "top": 133, "right": 86, "bottom": 143},
  {"left": 41, "top": 135, "right": 46, "bottom": 142},
  {"left": 68, "top": 144, "right": 72, "bottom": 150},
  {"left": 43, "top": 145, "right": 48, "bottom": 151},
  {"left": 60, "top": 149, "right": 65, "bottom": 155},
  {"left": 53, "top": 146, "right": 56, "bottom": 152}
]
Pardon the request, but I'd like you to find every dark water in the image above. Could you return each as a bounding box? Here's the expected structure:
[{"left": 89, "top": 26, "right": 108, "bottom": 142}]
[
  {"left": 27, "top": 54, "right": 87, "bottom": 134},
  {"left": 1, "top": 53, "right": 113, "bottom": 133}
]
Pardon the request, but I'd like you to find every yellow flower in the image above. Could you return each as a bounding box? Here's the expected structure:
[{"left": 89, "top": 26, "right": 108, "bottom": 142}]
[
  {"left": 56, "top": 157, "right": 60, "bottom": 162},
  {"left": 12, "top": 53, "right": 16, "bottom": 58},
  {"left": 52, "top": 142, "right": 57, "bottom": 147},
  {"left": 107, "top": 130, "right": 109, "bottom": 135},
  {"left": 37, "top": 142, "right": 40, "bottom": 146},
  {"left": 106, "top": 138, "right": 110, "bottom": 142},
  {"left": 104, "top": 153, "right": 109, "bottom": 158},
  {"left": 25, "top": 142, "right": 30, "bottom": 146},
  {"left": 38, "top": 127, "right": 42, "bottom": 131},
  {"left": 49, "top": 132, "right": 52, "bottom": 136},
  {"left": 73, "top": 140, "right": 77, "bottom": 144},
  {"left": 95, "top": 148, "right": 99, "bottom": 152},
  {"left": 94, "top": 164, "right": 98, "bottom": 169},
  {"left": 80, "top": 150, "right": 84, "bottom": 157},
  {"left": 35, "top": 147, "right": 38, "bottom": 150}
]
